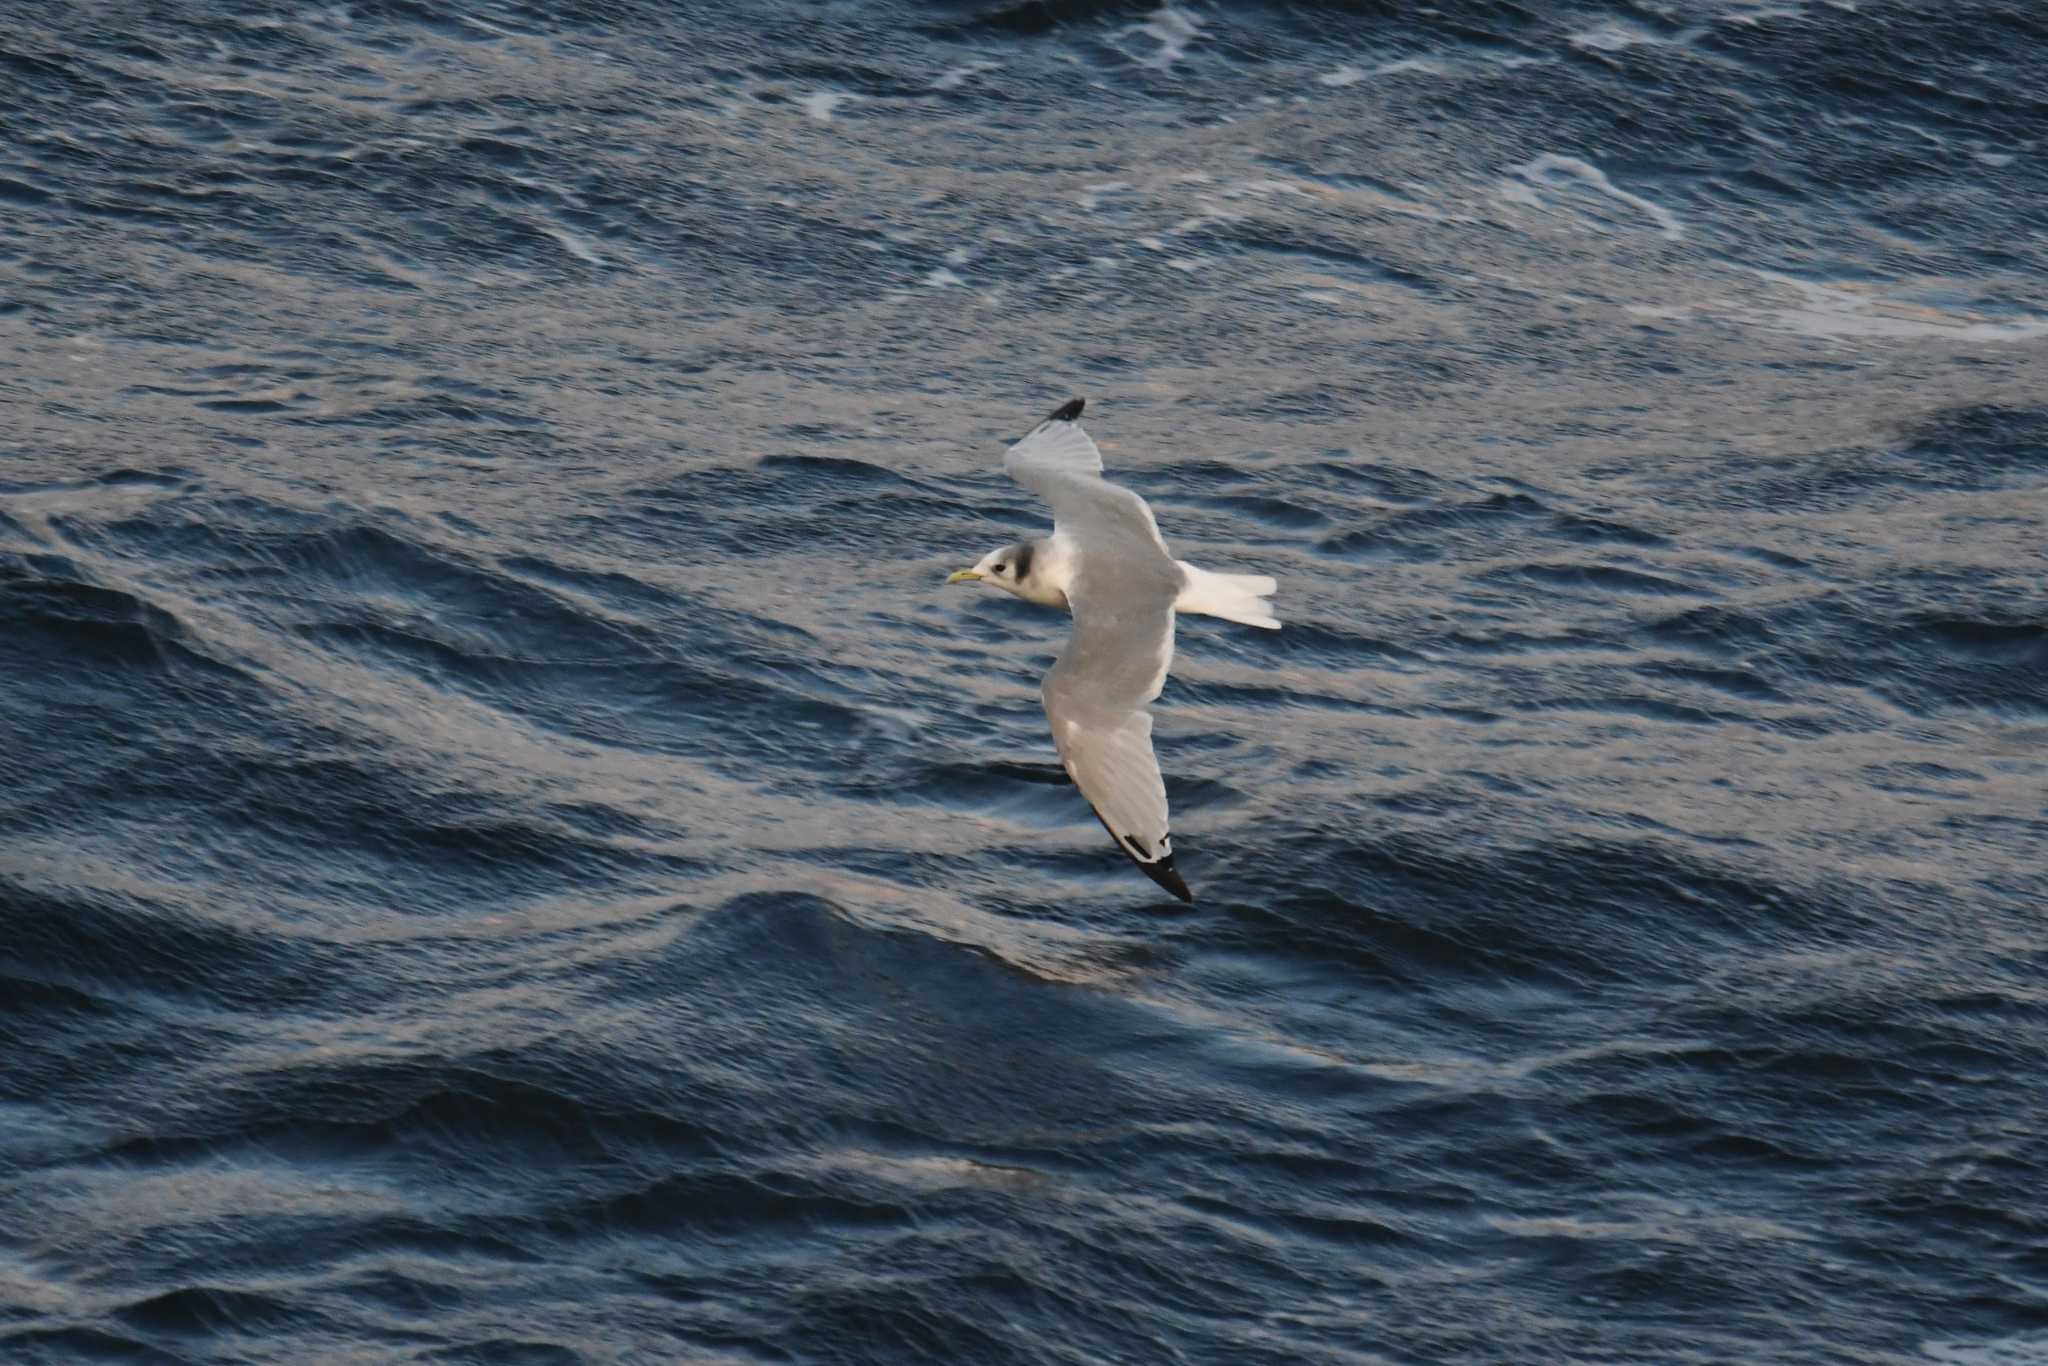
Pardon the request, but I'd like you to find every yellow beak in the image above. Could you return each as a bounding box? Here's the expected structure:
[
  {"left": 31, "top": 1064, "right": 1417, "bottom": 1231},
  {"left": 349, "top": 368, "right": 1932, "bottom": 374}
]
[{"left": 945, "top": 569, "right": 983, "bottom": 585}]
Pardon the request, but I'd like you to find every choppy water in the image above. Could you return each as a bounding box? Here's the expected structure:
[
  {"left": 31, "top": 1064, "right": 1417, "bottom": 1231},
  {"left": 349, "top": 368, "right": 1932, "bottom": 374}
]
[{"left": 3, "top": 2, "right": 2046, "bottom": 1362}]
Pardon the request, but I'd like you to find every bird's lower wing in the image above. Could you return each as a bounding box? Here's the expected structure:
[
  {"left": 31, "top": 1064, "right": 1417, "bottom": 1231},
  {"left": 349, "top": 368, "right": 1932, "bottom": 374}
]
[{"left": 1041, "top": 609, "right": 1190, "bottom": 902}]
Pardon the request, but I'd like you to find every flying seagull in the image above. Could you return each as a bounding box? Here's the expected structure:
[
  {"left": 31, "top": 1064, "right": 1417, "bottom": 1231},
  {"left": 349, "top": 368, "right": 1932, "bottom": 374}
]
[{"left": 947, "top": 399, "right": 1280, "bottom": 901}]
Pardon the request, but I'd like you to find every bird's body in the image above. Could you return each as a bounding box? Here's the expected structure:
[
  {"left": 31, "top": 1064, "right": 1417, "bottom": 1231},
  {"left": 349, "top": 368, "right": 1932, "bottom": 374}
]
[{"left": 947, "top": 399, "right": 1280, "bottom": 901}]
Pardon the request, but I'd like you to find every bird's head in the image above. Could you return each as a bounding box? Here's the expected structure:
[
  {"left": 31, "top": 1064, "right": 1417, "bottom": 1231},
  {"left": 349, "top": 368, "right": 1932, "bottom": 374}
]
[
  {"left": 947, "top": 539, "right": 1066, "bottom": 607},
  {"left": 946, "top": 543, "right": 1029, "bottom": 596}
]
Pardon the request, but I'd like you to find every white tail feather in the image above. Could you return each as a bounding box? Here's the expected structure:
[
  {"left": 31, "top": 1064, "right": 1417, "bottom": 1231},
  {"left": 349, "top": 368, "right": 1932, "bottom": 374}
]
[{"left": 1175, "top": 561, "right": 1281, "bottom": 629}]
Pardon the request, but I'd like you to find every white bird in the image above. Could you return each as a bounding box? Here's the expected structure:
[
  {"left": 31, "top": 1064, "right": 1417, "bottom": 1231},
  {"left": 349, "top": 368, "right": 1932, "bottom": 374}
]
[{"left": 947, "top": 399, "right": 1280, "bottom": 901}]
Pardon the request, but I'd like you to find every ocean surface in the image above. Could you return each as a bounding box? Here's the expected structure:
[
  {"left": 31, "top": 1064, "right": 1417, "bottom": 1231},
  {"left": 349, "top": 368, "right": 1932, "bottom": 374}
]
[{"left": 2, "top": 2, "right": 2045, "bottom": 1362}]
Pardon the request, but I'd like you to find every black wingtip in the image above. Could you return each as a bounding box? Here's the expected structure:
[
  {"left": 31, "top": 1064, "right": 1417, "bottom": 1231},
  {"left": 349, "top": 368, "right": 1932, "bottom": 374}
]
[
  {"left": 1139, "top": 853, "right": 1194, "bottom": 904},
  {"left": 1092, "top": 811, "right": 1195, "bottom": 903},
  {"left": 1048, "top": 398, "right": 1084, "bottom": 423}
]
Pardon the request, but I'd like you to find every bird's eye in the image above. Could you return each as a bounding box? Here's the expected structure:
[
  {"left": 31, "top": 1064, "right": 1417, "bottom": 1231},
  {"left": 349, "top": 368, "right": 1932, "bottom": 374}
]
[{"left": 994, "top": 563, "right": 1008, "bottom": 574}]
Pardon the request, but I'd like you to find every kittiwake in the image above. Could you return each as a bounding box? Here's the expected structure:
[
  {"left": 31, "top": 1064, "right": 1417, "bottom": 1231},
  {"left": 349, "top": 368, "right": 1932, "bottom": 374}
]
[{"left": 947, "top": 399, "right": 1280, "bottom": 902}]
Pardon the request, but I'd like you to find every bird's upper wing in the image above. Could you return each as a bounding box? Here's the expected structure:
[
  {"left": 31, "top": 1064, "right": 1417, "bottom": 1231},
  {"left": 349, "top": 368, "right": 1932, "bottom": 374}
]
[
  {"left": 1003, "top": 399, "right": 1171, "bottom": 557},
  {"left": 1004, "top": 397, "right": 1102, "bottom": 480}
]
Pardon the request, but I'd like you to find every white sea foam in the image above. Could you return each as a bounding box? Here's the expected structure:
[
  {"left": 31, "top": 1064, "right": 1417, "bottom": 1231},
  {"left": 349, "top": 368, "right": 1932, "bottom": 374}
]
[
  {"left": 1511, "top": 154, "right": 1687, "bottom": 240},
  {"left": 1497, "top": 179, "right": 1545, "bottom": 208},
  {"left": 801, "top": 91, "right": 855, "bottom": 122},
  {"left": 1725, "top": 3, "right": 1812, "bottom": 26},
  {"left": 1567, "top": 21, "right": 1702, "bottom": 51},
  {"left": 1118, "top": 4, "right": 1203, "bottom": 71},
  {"left": 1923, "top": 1334, "right": 2048, "bottom": 1365},
  {"left": 1077, "top": 181, "right": 1131, "bottom": 211},
  {"left": 1744, "top": 269, "right": 2048, "bottom": 342},
  {"left": 1320, "top": 57, "right": 1446, "bottom": 86},
  {"left": 932, "top": 60, "right": 999, "bottom": 91},
  {"left": 1376, "top": 57, "right": 1446, "bottom": 77},
  {"left": 542, "top": 225, "right": 605, "bottom": 266}
]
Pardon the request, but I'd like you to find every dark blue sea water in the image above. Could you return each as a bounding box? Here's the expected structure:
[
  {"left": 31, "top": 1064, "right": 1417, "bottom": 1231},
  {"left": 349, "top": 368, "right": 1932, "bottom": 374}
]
[{"left": 3, "top": 2, "right": 2046, "bottom": 1361}]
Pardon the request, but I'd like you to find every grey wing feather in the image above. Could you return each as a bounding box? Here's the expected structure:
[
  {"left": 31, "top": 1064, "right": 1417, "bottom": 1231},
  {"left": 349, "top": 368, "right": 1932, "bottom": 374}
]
[
  {"left": 1004, "top": 401, "right": 1171, "bottom": 557},
  {"left": 1005, "top": 401, "right": 1103, "bottom": 483},
  {"left": 1041, "top": 584, "right": 1189, "bottom": 900},
  {"left": 1044, "top": 679, "right": 1171, "bottom": 854}
]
